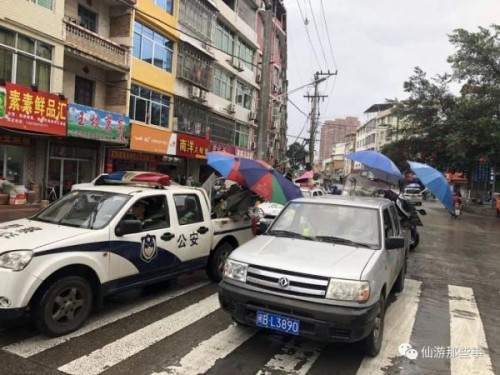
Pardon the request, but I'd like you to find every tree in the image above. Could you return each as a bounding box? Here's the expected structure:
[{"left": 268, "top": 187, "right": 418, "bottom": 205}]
[{"left": 286, "top": 142, "right": 307, "bottom": 171}]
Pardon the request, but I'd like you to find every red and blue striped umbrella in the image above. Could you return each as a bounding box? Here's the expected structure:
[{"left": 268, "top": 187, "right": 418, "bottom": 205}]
[{"left": 206, "top": 151, "right": 246, "bottom": 185}]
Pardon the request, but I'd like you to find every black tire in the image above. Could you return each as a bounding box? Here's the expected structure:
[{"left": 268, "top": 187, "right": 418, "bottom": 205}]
[
  {"left": 206, "top": 242, "right": 234, "bottom": 282},
  {"left": 393, "top": 260, "right": 406, "bottom": 294},
  {"left": 359, "top": 295, "right": 385, "bottom": 357},
  {"left": 32, "top": 276, "right": 93, "bottom": 337},
  {"left": 409, "top": 231, "right": 419, "bottom": 251}
]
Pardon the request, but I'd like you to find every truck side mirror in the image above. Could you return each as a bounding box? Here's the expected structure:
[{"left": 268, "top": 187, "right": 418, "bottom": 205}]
[
  {"left": 115, "top": 220, "right": 142, "bottom": 236},
  {"left": 386, "top": 236, "right": 405, "bottom": 250}
]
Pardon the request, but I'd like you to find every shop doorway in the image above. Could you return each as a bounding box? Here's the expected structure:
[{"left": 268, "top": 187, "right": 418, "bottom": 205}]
[{"left": 47, "top": 158, "right": 95, "bottom": 200}]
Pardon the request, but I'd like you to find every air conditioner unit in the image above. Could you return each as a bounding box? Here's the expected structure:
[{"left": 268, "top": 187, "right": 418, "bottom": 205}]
[
  {"left": 189, "top": 85, "right": 200, "bottom": 99},
  {"left": 199, "top": 90, "right": 208, "bottom": 102},
  {"left": 248, "top": 111, "right": 257, "bottom": 121},
  {"left": 238, "top": 60, "right": 245, "bottom": 71},
  {"left": 201, "top": 42, "right": 212, "bottom": 53},
  {"left": 272, "top": 120, "right": 280, "bottom": 129},
  {"left": 228, "top": 103, "right": 236, "bottom": 113},
  {"left": 256, "top": 73, "right": 262, "bottom": 84}
]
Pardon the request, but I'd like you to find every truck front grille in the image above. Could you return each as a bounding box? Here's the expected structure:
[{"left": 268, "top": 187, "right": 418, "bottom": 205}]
[{"left": 246, "top": 265, "right": 329, "bottom": 298}]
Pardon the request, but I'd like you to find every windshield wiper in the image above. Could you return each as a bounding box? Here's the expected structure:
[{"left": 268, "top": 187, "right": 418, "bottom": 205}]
[
  {"left": 268, "top": 229, "right": 313, "bottom": 241},
  {"left": 315, "top": 236, "right": 376, "bottom": 249}
]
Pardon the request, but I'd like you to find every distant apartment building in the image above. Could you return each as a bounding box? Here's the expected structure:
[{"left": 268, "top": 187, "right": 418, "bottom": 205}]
[
  {"left": 356, "top": 103, "right": 398, "bottom": 152},
  {"left": 319, "top": 116, "right": 359, "bottom": 164}
]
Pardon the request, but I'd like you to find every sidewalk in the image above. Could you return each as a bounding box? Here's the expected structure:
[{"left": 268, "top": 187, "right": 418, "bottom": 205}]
[
  {"left": 461, "top": 202, "right": 497, "bottom": 218},
  {"left": 0, "top": 204, "right": 42, "bottom": 223}
]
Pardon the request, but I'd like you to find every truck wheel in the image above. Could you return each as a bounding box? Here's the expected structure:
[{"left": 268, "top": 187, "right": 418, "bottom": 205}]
[
  {"left": 206, "top": 242, "right": 234, "bottom": 282},
  {"left": 33, "top": 276, "right": 93, "bottom": 337},
  {"left": 409, "top": 232, "right": 419, "bottom": 251},
  {"left": 393, "top": 260, "right": 406, "bottom": 293},
  {"left": 359, "top": 295, "right": 385, "bottom": 357}
]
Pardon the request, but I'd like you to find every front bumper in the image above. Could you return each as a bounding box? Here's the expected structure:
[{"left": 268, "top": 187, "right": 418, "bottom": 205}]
[
  {"left": 219, "top": 281, "right": 379, "bottom": 343},
  {"left": 0, "top": 268, "right": 42, "bottom": 320}
]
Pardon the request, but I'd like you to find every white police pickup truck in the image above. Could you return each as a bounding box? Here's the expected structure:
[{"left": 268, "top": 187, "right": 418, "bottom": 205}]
[
  {"left": 219, "top": 195, "right": 408, "bottom": 356},
  {"left": 0, "top": 172, "right": 256, "bottom": 336}
]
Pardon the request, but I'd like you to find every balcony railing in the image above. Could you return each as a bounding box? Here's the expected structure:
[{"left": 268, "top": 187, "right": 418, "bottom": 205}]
[{"left": 64, "top": 20, "right": 129, "bottom": 69}]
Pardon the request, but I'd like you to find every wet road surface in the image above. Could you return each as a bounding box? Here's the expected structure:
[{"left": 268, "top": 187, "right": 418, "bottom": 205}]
[{"left": 0, "top": 200, "right": 499, "bottom": 375}]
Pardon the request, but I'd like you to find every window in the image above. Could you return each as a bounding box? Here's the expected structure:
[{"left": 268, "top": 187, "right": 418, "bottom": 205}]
[
  {"left": 133, "top": 22, "right": 174, "bottom": 72},
  {"left": 236, "top": 81, "right": 252, "bottom": 109},
  {"left": 174, "top": 194, "right": 204, "bottom": 225},
  {"left": 0, "top": 27, "right": 52, "bottom": 92},
  {"left": 153, "top": 0, "right": 174, "bottom": 15},
  {"left": 235, "top": 123, "right": 249, "bottom": 148},
  {"left": 74, "top": 76, "right": 94, "bottom": 106},
  {"left": 383, "top": 208, "right": 395, "bottom": 238},
  {"left": 179, "top": 0, "right": 214, "bottom": 39},
  {"left": 78, "top": 5, "right": 97, "bottom": 32},
  {"left": 0, "top": 145, "right": 25, "bottom": 184},
  {"left": 121, "top": 195, "right": 170, "bottom": 231},
  {"left": 129, "top": 83, "right": 171, "bottom": 128},
  {"left": 177, "top": 43, "right": 213, "bottom": 89},
  {"left": 237, "top": 40, "right": 253, "bottom": 70},
  {"left": 215, "top": 20, "right": 234, "bottom": 55},
  {"left": 213, "top": 67, "right": 232, "bottom": 100},
  {"left": 31, "top": 0, "right": 53, "bottom": 10}
]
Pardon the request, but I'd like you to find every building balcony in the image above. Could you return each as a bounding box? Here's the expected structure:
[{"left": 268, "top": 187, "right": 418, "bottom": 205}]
[{"left": 64, "top": 19, "right": 129, "bottom": 71}]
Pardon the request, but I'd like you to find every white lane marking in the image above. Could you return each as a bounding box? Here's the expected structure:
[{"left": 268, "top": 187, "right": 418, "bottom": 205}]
[
  {"left": 356, "top": 279, "right": 421, "bottom": 375},
  {"left": 256, "top": 339, "right": 323, "bottom": 375},
  {"left": 58, "top": 294, "right": 220, "bottom": 375},
  {"left": 4, "top": 281, "right": 210, "bottom": 358},
  {"left": 153, "top": 323, "right": 256, "bottom": 375},
  {"left": 449, "top": 285, "right": 494, "bottom": 375}
]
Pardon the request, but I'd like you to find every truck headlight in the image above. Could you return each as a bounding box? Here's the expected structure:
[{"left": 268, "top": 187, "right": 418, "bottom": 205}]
[
  {"left": 326, "top": 279, "right": 370, "bottom": 302},
  {"left": 224, "top": 259, "right": 248, "bottom": 282},
  {"left": 0, "top": 250, "right": 33, "bottom": 271}
]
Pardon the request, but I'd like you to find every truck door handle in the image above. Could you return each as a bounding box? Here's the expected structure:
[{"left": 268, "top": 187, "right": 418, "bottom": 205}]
[
  {"left": 161, "top": 232, "right": 175, "bottom": 241},
  {"left": 197, "top": 226, "right": 209, "bottom": 234}
]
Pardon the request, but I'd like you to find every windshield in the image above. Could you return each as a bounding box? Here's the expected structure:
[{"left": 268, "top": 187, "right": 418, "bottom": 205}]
[
  {"left": 33, "top": 190, "right": 130, "bottom": 229},
  {"left": 269, "top": 202, "right": 381, "bottom": 249}
]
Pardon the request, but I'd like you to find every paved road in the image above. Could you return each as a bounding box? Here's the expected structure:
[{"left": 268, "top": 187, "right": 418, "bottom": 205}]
[{"left": 0, "top": 201, "right": 499, "bottom": 375}]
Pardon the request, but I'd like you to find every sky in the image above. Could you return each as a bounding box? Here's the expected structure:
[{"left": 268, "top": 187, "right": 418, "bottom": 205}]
[{"left": 283, "top": 0, "right": 500, "bottom": 145}]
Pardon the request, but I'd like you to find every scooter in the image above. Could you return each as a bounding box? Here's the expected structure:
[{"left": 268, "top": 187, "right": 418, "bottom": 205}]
[{"left": 452, "top": 202, "right": 461, "bottom": 219}]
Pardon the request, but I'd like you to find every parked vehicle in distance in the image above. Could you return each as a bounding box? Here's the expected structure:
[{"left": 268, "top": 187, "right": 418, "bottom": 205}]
[
  {"left": 403, "top": 184, "right": 423, "bottom": 206},
  {"left": 219, "top": 195, "right": 409, "bottom": 357},
  {"left": 300, "top": 187, "right": 325, "bottom": 198},
  {"left": 254, "top": 201, "right": 284, "bottom": 234},
  {"left": 0, "top": 172, "right": 257, "bottom": 337}
]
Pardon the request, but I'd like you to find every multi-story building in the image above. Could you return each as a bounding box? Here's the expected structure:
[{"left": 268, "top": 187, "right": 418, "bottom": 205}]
[
  {"left": 356, "top": 103, "right": 398, "bottom": 153},
  {"left": 1, "top": 0, "right": 66, "bottom": 198},
  {"left": 319, "top": 116, "right": 359, "bottom": 164},
  {"left": 0, "top": 0, "right": 288, "bottom": 206}
]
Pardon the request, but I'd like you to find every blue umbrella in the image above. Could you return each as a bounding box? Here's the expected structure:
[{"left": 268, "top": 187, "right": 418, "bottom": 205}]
[
  {"left": 407, "top": 161, "right": 454, "bottom": 213},
  {"left": 346, "top": 150, "right": 404, "bottom": 185}
]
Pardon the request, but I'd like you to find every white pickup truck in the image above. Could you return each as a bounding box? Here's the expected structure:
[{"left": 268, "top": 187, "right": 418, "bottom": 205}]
[
  {"left": 0, "top": 172, "right": 256, "bottom": 336},
  {"left": 219, "top": 195, "right": 408, "bottom": 356}
]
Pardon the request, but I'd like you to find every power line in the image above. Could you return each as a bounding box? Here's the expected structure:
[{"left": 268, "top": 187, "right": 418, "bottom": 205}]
[
  {"left": 295, "top": 0, "right": 323, "bottom": 70},
  {"left": 320, "top": 0, "right": 338, "bottom": 70},
  {"left": 308, "top": 0, "right": 329, "bottom": 69}
]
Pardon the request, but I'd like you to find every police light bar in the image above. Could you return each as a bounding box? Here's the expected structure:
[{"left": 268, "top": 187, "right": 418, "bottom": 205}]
[{"left": 102, "top": 171, "right": 170, "bottom": 186}]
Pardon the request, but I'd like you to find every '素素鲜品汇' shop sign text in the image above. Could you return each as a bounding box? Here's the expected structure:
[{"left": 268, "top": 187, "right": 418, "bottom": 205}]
[{"left": 0, "top": 82, "right": 67, "bottom": 136}]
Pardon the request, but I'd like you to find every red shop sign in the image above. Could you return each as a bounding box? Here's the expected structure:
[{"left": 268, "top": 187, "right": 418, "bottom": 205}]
[
  {"left": 209, "top": 141, "right": 236, "bottom": 155},
  {"left": 0, "top": 82, "right": 68, "bottom": 136},
  {"left": 176, "top": 133, "right": 209, "bottom": 159}
]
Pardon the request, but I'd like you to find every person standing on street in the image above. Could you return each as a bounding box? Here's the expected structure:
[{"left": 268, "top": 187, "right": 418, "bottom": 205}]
[
  {"left": 186, "top": 175, "right": 193, "bottom": 186},
  {"left": 496, "top": 195, "right": 500, "bottom": 218}
]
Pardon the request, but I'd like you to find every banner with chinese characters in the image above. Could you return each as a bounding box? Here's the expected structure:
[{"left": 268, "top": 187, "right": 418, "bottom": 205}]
[
  {"left": 130, "top": 123, "right": 177, "bottom": 155},
  {"left": 0, "top": 82, "right": 67, "bottom": 135},
  {"left": 235, "top": 147, "right": 254, "bottom": 159},
  {"left": 176, "top": 133, "right": 208, "bottom": 159},
  {"left": 67, "top": 103, "right": 130, "bottom": 144},
  {"left": 209, "top": 141, "right": 236, "bottom": 154}
]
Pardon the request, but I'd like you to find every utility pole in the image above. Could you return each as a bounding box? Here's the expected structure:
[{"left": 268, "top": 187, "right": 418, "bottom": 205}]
[
  {"left": 304, "top": 71, "right": 335, "bottom": 169},
  {"left": 256, "top": 0, "right": 273, "bottom": 161}
]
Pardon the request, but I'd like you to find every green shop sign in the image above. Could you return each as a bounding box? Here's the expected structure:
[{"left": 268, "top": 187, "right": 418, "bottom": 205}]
[{"left": 67, "top": 103, "right": 130, "bottom": 144}]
